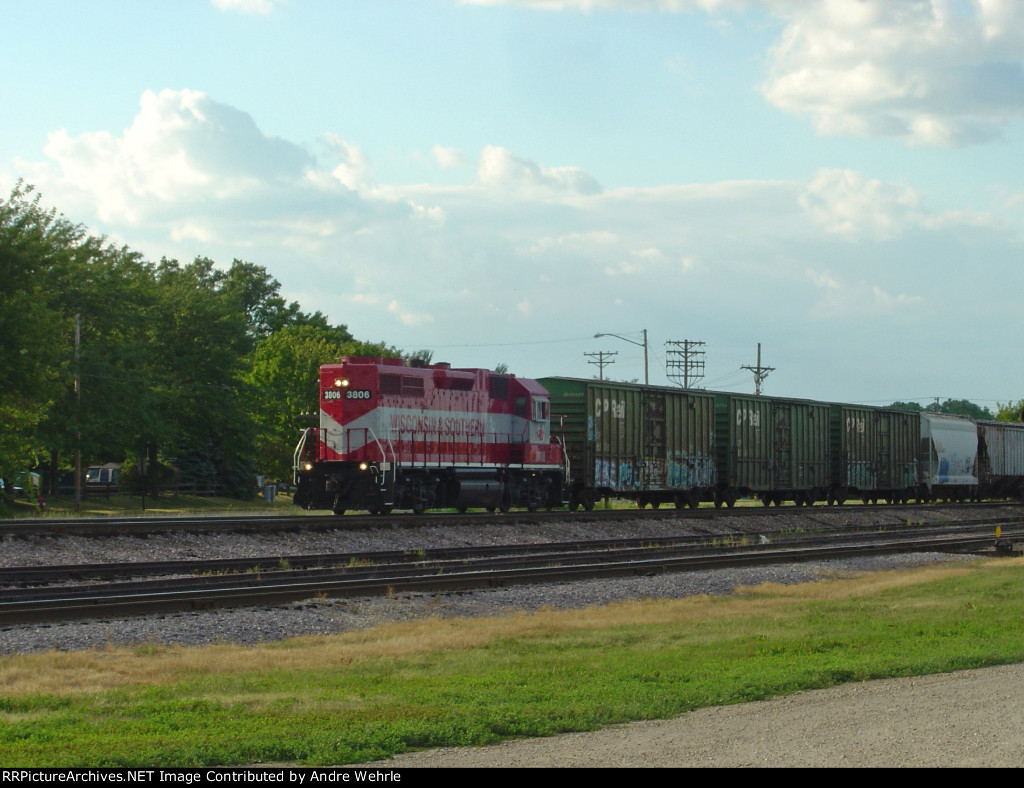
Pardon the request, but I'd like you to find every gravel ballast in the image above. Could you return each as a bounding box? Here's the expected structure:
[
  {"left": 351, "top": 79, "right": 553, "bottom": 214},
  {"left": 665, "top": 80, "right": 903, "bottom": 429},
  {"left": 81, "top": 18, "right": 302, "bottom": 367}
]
[{"left": 0, "top": 505, "right": 1006, "bottom": 654}]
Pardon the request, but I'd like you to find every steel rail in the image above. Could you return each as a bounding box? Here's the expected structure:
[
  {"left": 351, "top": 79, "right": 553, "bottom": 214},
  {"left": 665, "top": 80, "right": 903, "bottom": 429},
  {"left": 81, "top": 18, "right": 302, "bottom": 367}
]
[
  {"left": 3, "top": 517, "right": 1021, "bottom": 586},
  {"left": 2, "top": 501, "right": 1020, "bottom": 538},
  {"left": 1, "top": 528, "right": 1020, "bottom": 626}
]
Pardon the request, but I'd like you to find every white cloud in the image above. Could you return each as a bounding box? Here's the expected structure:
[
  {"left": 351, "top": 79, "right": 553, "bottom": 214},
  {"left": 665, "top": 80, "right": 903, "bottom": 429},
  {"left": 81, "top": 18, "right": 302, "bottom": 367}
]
[
  {"left": 431, "top": 144, "right": 467, "bottom": 170},
  {"left": 474, "top": 0, "right": 1024, "bottom": 147},
  {"left": 760, "top": 0, "right": 1024, "bottom": 147},
  {"left": 324, "top": 134, "right": 374, "bottom": 193},
  {"left": 387, "top": 300, "right": 434, "bottom": 327},
  {"left": 37, "top": 89, "right": 315, "bottom": 224},
  {"left": 800, "top": 168, "right": 921, "bottom": 241},
  {"left": 477, "top": 145, "right": 601, "bottom": 196},
  {"left": 210, "top": 0, "right": 282, "bottom": 15},
  {"left": 9, "top": 88, "right": 1018, "bottom": 403},
  {"left": 807, "top": 275, "right": 924, "bottom": 321},
  {"left": 807, "top": 268, "right": 839, "bottom": 291}
]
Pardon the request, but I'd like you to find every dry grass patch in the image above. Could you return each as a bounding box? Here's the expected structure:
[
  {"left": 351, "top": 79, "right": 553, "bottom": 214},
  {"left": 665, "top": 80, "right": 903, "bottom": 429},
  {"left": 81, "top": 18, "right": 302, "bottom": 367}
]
[{"left": 1, "top": 557, "right": 1009, "bottom": 699}]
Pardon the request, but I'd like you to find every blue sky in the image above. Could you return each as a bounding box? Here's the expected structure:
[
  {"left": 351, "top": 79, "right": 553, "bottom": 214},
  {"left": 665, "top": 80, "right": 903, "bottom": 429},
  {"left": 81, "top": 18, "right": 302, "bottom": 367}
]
[{"left": 3, "top": 0, "right": 1023, "bottom": 406}]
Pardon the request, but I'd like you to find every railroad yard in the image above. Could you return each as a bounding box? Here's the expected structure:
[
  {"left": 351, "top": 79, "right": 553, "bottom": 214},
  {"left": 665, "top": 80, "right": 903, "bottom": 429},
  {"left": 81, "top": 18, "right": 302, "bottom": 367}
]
[{"left": 1, "top": 503, "right": 1017, "bottom": 652}]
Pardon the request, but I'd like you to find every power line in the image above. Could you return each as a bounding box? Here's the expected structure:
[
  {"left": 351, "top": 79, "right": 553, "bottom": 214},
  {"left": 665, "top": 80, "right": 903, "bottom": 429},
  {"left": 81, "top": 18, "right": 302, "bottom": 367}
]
[{"left": 424, "top": 336, "right": 595, "bottom": 349}]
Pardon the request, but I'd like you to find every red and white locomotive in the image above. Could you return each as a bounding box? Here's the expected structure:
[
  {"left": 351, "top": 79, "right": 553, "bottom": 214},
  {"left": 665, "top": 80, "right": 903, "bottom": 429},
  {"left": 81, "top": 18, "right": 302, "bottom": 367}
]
[{"left": 293, "top": 357, "right": 566, "bottom": 514}]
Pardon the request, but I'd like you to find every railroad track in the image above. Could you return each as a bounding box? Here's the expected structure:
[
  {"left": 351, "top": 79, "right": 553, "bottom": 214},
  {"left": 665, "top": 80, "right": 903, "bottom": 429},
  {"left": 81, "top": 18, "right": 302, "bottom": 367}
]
[
  {"left": 2, "top": 519, "right": 1020, "bottom": 626},
  {"left": 2, "top": 500, "right": 1020, "bottom": 538}
]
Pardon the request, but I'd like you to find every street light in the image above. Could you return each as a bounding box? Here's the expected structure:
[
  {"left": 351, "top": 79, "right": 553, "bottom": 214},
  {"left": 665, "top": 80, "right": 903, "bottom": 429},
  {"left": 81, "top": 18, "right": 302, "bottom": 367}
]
[{"left": 594, "top": 329, "right": 648, "bottom": 385}]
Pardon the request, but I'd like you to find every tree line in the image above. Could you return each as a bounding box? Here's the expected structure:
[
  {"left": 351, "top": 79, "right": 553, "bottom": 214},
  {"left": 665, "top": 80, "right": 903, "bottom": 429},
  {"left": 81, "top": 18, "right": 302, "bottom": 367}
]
[
  {"left": 3, "top": 183, "right": 1021, "bottom": 507},
  {"left": 1, "top": 182, "right": 410, "bottom": 505}
]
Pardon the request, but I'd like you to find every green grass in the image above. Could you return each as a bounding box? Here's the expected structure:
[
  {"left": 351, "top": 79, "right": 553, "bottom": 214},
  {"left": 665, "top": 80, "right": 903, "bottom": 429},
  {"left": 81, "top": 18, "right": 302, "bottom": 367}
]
[
  {"left": 1, "top": 491, "right": 301, "bottom": 518},
  {"left": 2, "top": 558, "right": 1024, "bottom": 766}
]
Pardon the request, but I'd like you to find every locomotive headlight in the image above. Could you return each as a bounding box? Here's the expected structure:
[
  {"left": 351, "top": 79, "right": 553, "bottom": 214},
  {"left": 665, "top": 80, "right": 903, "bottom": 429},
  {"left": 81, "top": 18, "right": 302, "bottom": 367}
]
[
  {"left": 332, "top": 378, "right": 350, "bottom": 388},
  {"left": 303, "top": 462, "right": 313, "bottom": 471},
  {"left": 359, "top": 462, "right": 368, "bottom": 471}
]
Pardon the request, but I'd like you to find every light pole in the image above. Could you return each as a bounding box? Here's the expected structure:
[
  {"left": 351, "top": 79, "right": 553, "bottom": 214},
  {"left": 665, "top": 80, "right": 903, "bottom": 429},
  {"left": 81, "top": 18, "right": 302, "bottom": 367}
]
[{"left": 594, "top": 329, "right": 648, "bottom": 385}]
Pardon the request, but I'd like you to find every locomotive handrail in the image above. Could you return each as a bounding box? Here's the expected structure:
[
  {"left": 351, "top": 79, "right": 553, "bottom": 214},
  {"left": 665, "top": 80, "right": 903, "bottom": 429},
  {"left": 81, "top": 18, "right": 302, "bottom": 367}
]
[
  {"left": 554, "top": 435, "right": 570, "bottom": 487},
  {"left": 292, "top": 427, "right": 323, "bottom": 485}
]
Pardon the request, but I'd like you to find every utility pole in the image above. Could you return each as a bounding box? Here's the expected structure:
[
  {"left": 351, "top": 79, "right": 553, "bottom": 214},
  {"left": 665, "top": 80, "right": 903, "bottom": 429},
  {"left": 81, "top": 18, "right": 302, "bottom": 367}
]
[
  {"left": 585, "top": 351, "right": 617, "bottom": 381},
  {"left": 742, "top": 342, "right": 775, "bottom": 396},
  {"left": 74, "top": 313, "right": 81, "bottom": 513},
  {"left": 665, "top": 340, "right": 706, "bottom": 389}
]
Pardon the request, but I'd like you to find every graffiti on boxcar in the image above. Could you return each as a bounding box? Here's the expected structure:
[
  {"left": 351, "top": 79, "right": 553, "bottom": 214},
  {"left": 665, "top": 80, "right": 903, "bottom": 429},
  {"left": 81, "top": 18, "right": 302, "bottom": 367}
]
[
  {"left": 618, "top": 460, "right": 637, "bottom": 488},
  {"left": 594, "top": 459, "right": 641, "bottom": 490},
  {"left": 667, "top": 453, "right": 717, "bottom": 489},
  {"left": 846, "top": 461, "right": 875, "bottom": 489},
  {"left": 644, "top": 458, "right": 666, "bottom": 487}
]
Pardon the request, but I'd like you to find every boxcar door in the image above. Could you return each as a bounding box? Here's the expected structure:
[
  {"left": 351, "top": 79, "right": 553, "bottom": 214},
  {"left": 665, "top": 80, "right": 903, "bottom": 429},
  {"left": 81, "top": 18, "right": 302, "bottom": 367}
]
[
  {"left": 775, "top": 403, "right": 792, "bottom": 489},
  {"left": 643, "top": 392, "right": 667, "bottom": 489},
  {"left": 877, "top": 413, "right": 893, "bottom": 489}
]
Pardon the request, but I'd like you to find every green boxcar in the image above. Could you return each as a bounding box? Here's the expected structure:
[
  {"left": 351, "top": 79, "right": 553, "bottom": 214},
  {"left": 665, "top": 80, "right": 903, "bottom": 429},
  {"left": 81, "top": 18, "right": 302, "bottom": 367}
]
[
  {"left": 714, "top": 393, "right": 830, "bottom": 506},
  {"left": 540, "top": 377, "right": 717, "bottom": 509},
  {"left": 977, "top": 420, "right": 1024, "bottom": 499},
  {"left": 829, "top": 404, "right": 919, "bottom": 504}
]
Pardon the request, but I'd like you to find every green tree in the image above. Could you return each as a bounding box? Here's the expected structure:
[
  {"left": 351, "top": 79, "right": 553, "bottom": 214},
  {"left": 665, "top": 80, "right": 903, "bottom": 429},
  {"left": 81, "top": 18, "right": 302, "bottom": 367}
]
[
  {"left": 886, "top": 399, "right": 994, "bottom": 420},
  {"left": 246, "top": 326, "right": 404, "bottom": 480},
  {"left": 933, "top": 399, "right": 994, "bottom": 420},
  {"left": 146, "top": 257, "right": 256, "bottom": 497},
  {"left": 0, "top": 183, "right": 82, "bottom": 500},
  {"left": 995, "top": 400, "right": 1024, "bottom": 422},
  {"left": 887, "top": 401, "right": 924, "bottom": 412}
]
